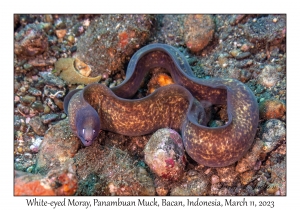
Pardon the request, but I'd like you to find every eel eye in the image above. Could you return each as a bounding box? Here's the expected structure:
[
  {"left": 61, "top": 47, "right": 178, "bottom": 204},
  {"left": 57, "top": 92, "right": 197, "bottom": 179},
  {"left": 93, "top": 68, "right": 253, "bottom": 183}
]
[
  {"left": 93, "top": 129, "right": 95, "bottom": 134},
  {"left": 82, "top": 129, "right": 85, "bottom": 135}
]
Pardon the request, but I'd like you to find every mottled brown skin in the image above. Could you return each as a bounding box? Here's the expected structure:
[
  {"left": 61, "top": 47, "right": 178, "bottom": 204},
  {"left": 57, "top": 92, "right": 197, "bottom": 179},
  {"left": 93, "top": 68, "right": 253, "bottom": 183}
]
[{"left": 64, "top": 43, "right": 259, "bottom": 167}]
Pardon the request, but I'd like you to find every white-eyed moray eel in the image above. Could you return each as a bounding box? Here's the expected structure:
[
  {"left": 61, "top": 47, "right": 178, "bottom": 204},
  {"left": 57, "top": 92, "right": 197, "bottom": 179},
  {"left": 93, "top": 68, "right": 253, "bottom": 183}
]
[{"left": 64, "top": 43, "right": 259, "bottom": 167}]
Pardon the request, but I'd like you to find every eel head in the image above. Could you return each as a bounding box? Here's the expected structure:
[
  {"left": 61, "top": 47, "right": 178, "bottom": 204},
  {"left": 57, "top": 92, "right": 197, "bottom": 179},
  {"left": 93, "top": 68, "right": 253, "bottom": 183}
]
[{"left": 75, "top": 106, "right": 100, "bottom": 146}]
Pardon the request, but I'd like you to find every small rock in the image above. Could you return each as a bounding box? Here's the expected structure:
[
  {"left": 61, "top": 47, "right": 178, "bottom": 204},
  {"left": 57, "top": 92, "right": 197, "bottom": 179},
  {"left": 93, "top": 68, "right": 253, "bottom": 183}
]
[
  {"left": 28, "top": 56, "right": 57, "bottom": 67},
  {"left": 266, "top": 183, "right": 280, "bottom": 195},
  {"left": 235, "top": 52, "right": 251, "bottom": 60},
  {"left": 15, "top": 160, "right": 77, "bottom": 196},
  {"left": 254, "top": 173, "right": 268, "bottom": 194},
  {"left": 229, "top": 14, "right": 247, "bottom": 26},
  {"left": 75, "top": 146, "right": 155, "bottom": 196},
  {"left": 217, "top": 54, "right": 228, "bottom": 68},
  {"left": 31, "top": 101, "right": 44, "bottom": 113},
  {"left": 261, "top": 119, "right": 286, "bottom": 153},
  {"left": 14, "top": 115, "right": 26, "bottom": 131},
  {"left": 53, "top": 98, "right": 64, "bottom": 110},
  {"left": 229, "top": 49, "right": 240, "bottom": 57},
  {"left": 184, "top": 14, "right": 215, "bottom": 53},
  {"left": 29, "top": 137, "right": 43, "bottom": 153},
  {"left": 258, "top": 65, "right": 280, "bottom": 88},
  {"left": 218, "top": 187, "right": 233, "bottom": 196},
  {"left": 14, "top": 23, "right": 48, "bottom": 57},
  {"left": 158, "top": 15, "right": 186, "bottom": 46},
  {"left": 144, "top": 128, "right": 186, "bottom": 181},
  {"left": 20, "top": 95, "right": 36, "bottom": 105},
  {"left": 43, "top": 85, "right": 65, "bottom": 99},
  {"left": 244, "top": 15, "right": 286, "bottom": 47},
  {"left": 39, "top": 72, "right": 65, "bottom": 88},
  {"left": 239, "top": 69, "right": 252, "bottom": 83},
  {"left": 29, "top": 116, "right": 47, "bottom": 136},
  {"left": 154, "top": 178, "right": 170, "bottom": 196},
  {"left": 76, "top": 14, "right": 153, "bottom": 77},
  {"left": 17, "top": 103, "right": 30, "bottom": 116},
  {"left": 240, "top": 43, "right": 252, "bottom": 52},
  {"left": 236, "top": 139, "right": 264, "bottom": 173},
  {"left": 211, "top": 175, "right": 220, "bottom": 185},
  {"left": 259, "top": 99, "right": 286, "bottom": 120},
  {"left": 269, "top": 158, "right": 286, "bottom": 195},
  {"left": 35, "top": 119, "right": 81, "bottom": 174},
  {"left": 239, "top": 170, "right": 256, "bottom": 185},
  {"left": 216, "top": 165, "right": 239, "bottom": 186},
  {"left": 55, "top": 29, "right": 67, "bottom": 39},
  {"left": 45, "top": 98, "right": 59, "bottom": 112},
  {"left": 41, "top": 113, "right": 60, "bottom": 124},
  {"left": 28, "top": 87, "right": 42, "bottom": 96},
  {"left": 170, "top": 170, "right": 209, "bottom": 195},
  {"left": 43, "top": 104, "right": 51, "bottom": 114}
]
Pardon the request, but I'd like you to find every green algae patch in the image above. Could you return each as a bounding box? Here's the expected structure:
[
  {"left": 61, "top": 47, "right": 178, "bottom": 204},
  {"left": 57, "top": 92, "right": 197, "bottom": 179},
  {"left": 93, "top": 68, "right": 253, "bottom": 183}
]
[{"left": 54, "top": 58, "right": 101, "bottom": 85}]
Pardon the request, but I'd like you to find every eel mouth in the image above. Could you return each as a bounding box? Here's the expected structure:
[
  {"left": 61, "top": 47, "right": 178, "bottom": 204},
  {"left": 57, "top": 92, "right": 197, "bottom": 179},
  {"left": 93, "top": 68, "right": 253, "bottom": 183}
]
[{"left": 80, "top": 138, "right": 93, "bottom": 147}]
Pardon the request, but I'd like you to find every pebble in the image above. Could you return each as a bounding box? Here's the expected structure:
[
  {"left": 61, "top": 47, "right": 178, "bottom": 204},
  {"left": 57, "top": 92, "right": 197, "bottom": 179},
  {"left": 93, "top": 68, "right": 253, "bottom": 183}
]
[
  {"left": 254, "top": 174, "right": 267, "bottom": 194},
  {"left": 216, "top": 165, "right": 239, "bottom": 186},
  {"left": 30, "top": 137, "right": 43, "bottom": 153},
  {"left": 14, "top": 115, "right": 26, "bottom": 131},
  {"left": 44, "top": 14, "right": 53, "bottom": 23},
  {"left": 217, "top": 54, "right": 228, "bottom": 69},
  {"left": 14, "top": 23, "right": 48, "bottom": 57},
  {"left": 236, "top": 139, "right": 264, "bottom": 173},
  {"left": 258, "top": 65, "right": 280, "bottom": 88},
  {"left": 67, "top": 35, "right": 75, "bottom": 45},
  {"left": 41, "top": 113, "right": 60, "bottom": 124},
  {"left": 170, "top": 170, "right": 209, "bottom": 195},
  {"left": 158, "top": 15, "right": 185, "bottom": 46},
  {"left": 31, "top": 101, "right": 44, "bottom": 113},
  {"left": 144, "top": 128, "right": 186, "bottom": 181},
  {"left": 53, "top": 98, "right": 64, "bottom": 110},
  {"left": 23, "top": 63, "right": 32, "bottom": 70},
  {"left": 14, "top": 161, "right": 78, "bottom": 195},
  {"left": 43, "top": 85, "right": 65, "bottom": 99},
  {"left": 76, "top": 14, "right": 153, "bottom": 77},
  {"left": 244, "top": 15, "right": 286, "bottom": 47},
  {"left": 45, "top": 98, "right": 59, "bottom": 112},
  {"left": 75, "top": 146, "right": 155, "bottom": 196},
  {"left": 239, "top": 170, "right": 256, "bottom": 185},
  {"left": 240, "top": 43, "right": 251, "bottom": 52},
  {"left": 259, "top": 99, "right": 286, "bottom": 120},
  {"left": 28, "top": 87, "right": 42, "bottom": 96},
  {"left": 154, "top": 178, "right": 170, "bottom": 196},
  {"left": 35, "top": 119, "right": 81, "bottom": 174},
  {"left": 229, "top": 14, "right": 247, "bottom": 26},
  {"left": 261, "top": 119, "right": 286, "bottom": 153},
  {"left": 43, "top": 104, "right": 51, "bottom": 114},
  {"left": 211, "top": 174, "right": 220, "bottom": 184},
  {"left": 16, "top": 104, "right": 30, "bottom": 116},
  {"left": 266, "top": 183, "right": 279, "bottom": 195},
  {"left": 28, "top": 56, "right": 57, "bottom": 67},
  {"left": 20, "top": 95, "right": 36, "bottom": 105},
  {"left": 39, "top": 72, "right": 65, "bottom": 88},
  {"left": 235, "top": 52, "right": 251, "bottom": 60},
  {"left": 229, "top": 49, "right": 240, "bottom": 57},
  {"left": 184, "top": 14, "right": 215, "bottom": 53},
  {"left": 29, "top": 116, "right": 47, "bottom": 136},
  {"left": 55, "top": 29, "right": 67, "bottom": 39},
  {"left": 269, "top": 159, "right": 286, "bottom": 195}
]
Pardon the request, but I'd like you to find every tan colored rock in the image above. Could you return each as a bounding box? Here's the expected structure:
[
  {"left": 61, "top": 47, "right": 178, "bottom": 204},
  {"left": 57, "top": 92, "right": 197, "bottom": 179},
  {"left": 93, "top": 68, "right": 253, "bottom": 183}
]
[{"left": 184, "top": 14, "right": 215, "bottom": 53}]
